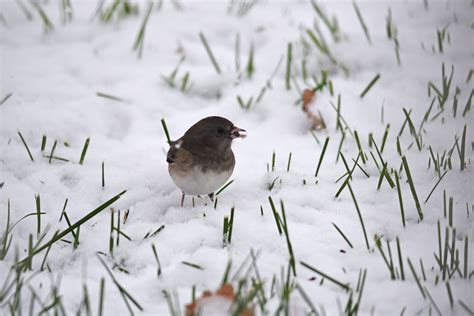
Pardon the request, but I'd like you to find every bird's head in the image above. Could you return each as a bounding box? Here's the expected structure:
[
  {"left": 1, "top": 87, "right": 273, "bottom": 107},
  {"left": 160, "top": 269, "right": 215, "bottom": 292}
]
[{"left": 184, "top": 116, "right": 246, "bottom": 152}]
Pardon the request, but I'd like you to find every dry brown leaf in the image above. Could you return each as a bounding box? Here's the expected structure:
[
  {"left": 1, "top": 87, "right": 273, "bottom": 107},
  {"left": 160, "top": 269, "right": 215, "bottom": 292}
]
[
  {"left": 302, "top": 88, "right": 325, "bottom": 130},
  {"left": 185, "top": 283, "right": 254, "bottom": 316}
]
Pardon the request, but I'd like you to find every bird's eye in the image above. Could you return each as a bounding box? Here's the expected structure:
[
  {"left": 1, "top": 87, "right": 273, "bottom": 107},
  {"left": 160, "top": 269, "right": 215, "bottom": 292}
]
[{"left": 217, "top": 128, "right": 224, "bottom": 135}]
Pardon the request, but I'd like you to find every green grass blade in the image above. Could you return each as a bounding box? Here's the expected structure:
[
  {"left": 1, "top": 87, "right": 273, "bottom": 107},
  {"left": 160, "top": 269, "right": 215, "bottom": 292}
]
[
  {"left": 300, "top": 261, "right": 349, "bottom": 291},
  {"left": 199, "top": 32, "right": 221, "bottom": 74},
  {"left": 402, "top": 156, "right": 423, "bottom": 221},
  {"left": 79, "top": 138, "right": 90, "bottom": 165},
  {"left": 315, "top": 137, "right": 330, "bottom": 177},
  {"left": 360, "top": 73, "right": 380, "bottom": 98},
  {"left": 17, "top": 131, "right": 34, "bottom": 162}
]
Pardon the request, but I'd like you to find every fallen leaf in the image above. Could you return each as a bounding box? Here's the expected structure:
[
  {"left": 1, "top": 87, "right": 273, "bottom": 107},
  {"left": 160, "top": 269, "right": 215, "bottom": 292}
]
[{"left": 302, "top": 88, "right": 325, "bottom": 130}]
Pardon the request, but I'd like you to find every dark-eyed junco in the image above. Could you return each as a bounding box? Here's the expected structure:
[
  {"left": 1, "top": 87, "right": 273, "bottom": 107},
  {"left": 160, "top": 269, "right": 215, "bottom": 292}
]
[{"left": 167, "top": 116, "right": 246, "bottom": 207}]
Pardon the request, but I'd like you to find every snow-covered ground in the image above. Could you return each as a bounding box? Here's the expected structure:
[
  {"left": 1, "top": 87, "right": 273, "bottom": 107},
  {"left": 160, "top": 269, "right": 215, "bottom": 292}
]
[{"left": 1, "top": 0, "right": 473, "bottom": 315}]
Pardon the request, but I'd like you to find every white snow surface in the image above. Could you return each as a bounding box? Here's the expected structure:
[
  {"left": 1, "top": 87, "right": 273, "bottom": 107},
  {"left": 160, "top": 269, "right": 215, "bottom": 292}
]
[{"left": 1, "top": 0, "right": 473, "bottom": 315}]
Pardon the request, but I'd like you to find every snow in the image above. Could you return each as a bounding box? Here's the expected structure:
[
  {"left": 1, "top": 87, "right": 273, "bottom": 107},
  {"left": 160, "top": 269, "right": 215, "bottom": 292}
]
[{"left": 1, "top": 0, "right": 473, "bottom": 315}]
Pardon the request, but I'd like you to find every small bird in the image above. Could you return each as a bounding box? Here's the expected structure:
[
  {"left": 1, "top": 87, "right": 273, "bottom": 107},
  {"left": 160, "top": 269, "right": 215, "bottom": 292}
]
[{"left": 166, "top": 116, "right": 246, "bottom": 207}]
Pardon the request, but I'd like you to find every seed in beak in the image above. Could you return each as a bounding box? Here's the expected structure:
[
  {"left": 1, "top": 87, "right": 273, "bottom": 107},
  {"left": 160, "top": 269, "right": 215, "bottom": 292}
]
[{"left": 230, "top": 127, "right": 247, "bottom": 139}]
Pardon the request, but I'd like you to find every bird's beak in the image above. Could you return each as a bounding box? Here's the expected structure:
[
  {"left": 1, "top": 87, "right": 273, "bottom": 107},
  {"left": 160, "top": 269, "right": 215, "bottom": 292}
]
[{"left": 230, "top": 126, "right": 247, "bottom": 139}]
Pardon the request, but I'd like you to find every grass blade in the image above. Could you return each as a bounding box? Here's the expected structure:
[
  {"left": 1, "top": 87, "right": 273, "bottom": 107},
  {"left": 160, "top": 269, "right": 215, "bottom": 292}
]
[
  {"left": 352, "top": 1, "right": 371, "bottom": 44},
  {"left": 182, "top": 261, "right": 203, "bottom": 270},
  {"left": 424, "top": 170, "right": 448, "bottom": 204},
  {"left": 96, "top": 92, "right": 126, "bottom": 103},
  {"left": 215, "top": 179, "right": 234, "bottom": 196},
  {"left": 402, "top": 156, "right": 423, "bottom": 221},
  {"left": 161, "top": 118, "right": 171, "bottom": 144},
  {"left": 360, "top": 73, "right": 380, "bottom": 98},
  {"left": 332, "top": 223, "right": 353, "bottom": 248},
  {"left": 0, "top": 93, "right": 12, "bottom": 105},
  {"left": 17, "top": 131, "right": 34, "bottom": 162},
  {"left": 285, "top": 42, "right": 292, "bottom": 90},
  {"left": 300, "top": 261, "right": 349, "bottom": 291},
  {"left": 268, "top": 196, "right": 282, "bottom": 235},
  {"left": 132, "top": 0, "right": 153, "bottom": 58},
  {"left": 349, "top": 183, "right": 370, "bottom": 250},
  {"left": 315, "top": 137, "right": 330, "bottom": 177},
  {"left": 394, "top": 171, "right": 405, "bottom": 227},
  {"left": 199, "top": 32, "right": 221, "bottom": 74},
  {"left": 79, "top": 138, "right": 90, "bottom": 165}
]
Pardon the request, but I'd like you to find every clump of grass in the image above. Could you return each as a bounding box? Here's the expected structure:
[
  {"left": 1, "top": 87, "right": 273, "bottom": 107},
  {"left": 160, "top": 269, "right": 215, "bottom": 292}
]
[
  {"left": 237, "top": 95, "right": 254, "bottom": 110},
  {"left": 436, "top": 24, "right": 449, "bottom": 53},
  {"left": 100, "top": 0, "right": 138, "bottom": 23},
  {"left": 429, "top": 63, "right": 454, "bottom": 111},
  {"left": 15, "top": 191, "right": 126, "bottom": 270},
  {"left": 97, "top": 254, "right": 143, "bottom": 313},
  {"left": 223, "top": 206, "right": 235, "bottom": 246}
]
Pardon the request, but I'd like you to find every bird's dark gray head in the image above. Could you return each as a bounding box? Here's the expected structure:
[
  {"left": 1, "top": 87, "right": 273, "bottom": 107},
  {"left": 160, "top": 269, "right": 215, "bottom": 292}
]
[{"left": 183, "top": 116, "right": 246, "bottom": 152}]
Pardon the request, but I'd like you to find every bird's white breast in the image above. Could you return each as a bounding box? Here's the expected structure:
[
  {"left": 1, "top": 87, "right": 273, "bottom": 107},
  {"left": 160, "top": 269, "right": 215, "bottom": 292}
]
[{"left": 169, "top": 166, "right": 233, "bottom": 195}]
